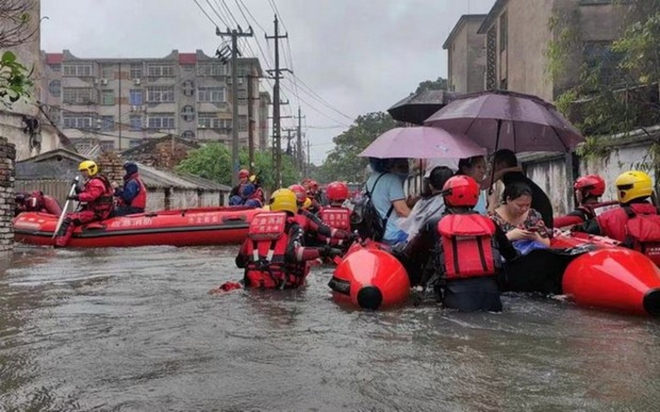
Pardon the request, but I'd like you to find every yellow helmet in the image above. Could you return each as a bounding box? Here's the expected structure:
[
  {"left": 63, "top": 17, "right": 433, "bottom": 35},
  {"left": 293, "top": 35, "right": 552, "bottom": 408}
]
[
  {"left": 615, "top": 171, "right": 653, "bottom": 203},
  {"left": 269, "top": 188, "right": 298, "bottom": 215},
  {"left": 302, "top": 198, "right": 312, "bottom": 210},
  {"left": 78, "top": 160, "right": 98, "bottom": 177}
]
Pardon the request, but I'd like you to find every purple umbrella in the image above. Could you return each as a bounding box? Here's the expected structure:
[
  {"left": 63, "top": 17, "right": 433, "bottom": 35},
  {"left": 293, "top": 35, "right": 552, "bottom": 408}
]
[
  {"left": 423, "top": 90, "right": 584, "bottom": 153},
  {"left": 359, "top": 126, "right": 486, "bottom": 159}
]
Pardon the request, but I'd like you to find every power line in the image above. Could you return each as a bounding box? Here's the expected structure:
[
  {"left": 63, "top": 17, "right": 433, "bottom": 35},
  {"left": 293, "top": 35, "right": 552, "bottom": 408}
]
[
  {"left": 192, "top": 0, "right": 219, "bottom": 26},
  {"left": 203, "top": 0, "right": 229, "bottom": 27}
]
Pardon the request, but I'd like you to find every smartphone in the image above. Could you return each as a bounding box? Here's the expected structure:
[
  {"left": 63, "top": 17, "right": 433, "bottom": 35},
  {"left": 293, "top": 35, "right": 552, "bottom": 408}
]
[{"left": 527, "top": 227, "right": 539, "bottom": 233}]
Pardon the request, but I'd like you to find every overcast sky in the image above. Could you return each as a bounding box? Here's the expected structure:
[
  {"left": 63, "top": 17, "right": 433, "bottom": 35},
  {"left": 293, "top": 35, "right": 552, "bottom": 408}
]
[{"left": 41, "top": 0, "right": 496, "bottom": 164}]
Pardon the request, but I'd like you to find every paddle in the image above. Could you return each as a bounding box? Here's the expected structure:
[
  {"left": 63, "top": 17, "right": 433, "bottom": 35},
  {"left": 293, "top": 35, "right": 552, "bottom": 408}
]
[{"left": 52, "top": 176, "right": 80, "bottom": 239}]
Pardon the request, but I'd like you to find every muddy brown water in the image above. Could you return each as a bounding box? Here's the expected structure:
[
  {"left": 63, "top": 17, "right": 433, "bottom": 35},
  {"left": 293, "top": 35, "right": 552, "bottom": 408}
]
[{"left": 1, "top": 245, "right": 660, "bottom": 412}]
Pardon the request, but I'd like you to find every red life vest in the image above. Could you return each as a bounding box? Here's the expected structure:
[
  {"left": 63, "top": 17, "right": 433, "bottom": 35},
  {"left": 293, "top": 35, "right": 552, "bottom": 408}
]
[
  {"left": 83, "top": 175, "right": 115, "bottom": 219},
  {"left": 585, "top": 201, "right": 619, "bottom": 218},
  {"left": 596, "top": 203, "right": 656, "bottom": 243},
  {"left": 437, "top": 213, "right": 498, "bottom": 280},
  {"left": 317, "top": 206, "right": 352, "bottom": 247},
  {"left": 244, "top": 211, "right": 306, "bottom": 289},
  {"left": 622, "top": 204, "right": 660, "bottom": 266},
  {"left": 117, "top": 173, "right": 147, "bottom": 209}
]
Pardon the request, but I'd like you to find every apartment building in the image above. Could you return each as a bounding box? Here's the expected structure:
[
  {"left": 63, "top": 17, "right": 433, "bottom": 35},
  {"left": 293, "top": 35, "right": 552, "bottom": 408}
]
[
  {"left": 40, "top": 49, "right": 270, "bottom": 152},
  {"left": 443, "top": 14, "right": 487, "bottom": 94},
  {"left": 444, "top": 0, "right": 629, "bottom": 102}
]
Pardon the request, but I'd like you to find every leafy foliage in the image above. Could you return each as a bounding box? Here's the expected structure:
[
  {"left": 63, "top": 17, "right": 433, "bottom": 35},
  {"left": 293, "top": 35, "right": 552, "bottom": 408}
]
[
  {"left": 414, "top": 77, "right": 447, "bottom": 94},
  {"left": 0, "top": 49, "right": 32, "bottom": 108},
  {"left": 176, "top": 144, "right": 299, "bottom": 190},
  {"left": 316, "top": 112, "right": 398, "bottom": 183}
]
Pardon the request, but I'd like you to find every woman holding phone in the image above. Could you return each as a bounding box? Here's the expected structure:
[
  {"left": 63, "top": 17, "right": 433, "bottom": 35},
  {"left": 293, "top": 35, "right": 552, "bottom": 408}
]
[{"left": 488, "top": 182, "right": 551, "bottom": 247}]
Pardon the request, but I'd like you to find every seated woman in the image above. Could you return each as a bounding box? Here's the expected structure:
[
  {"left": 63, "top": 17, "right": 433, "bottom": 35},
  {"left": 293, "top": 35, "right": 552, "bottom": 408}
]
[
  {"left": 455, "top": 155, "right": 488, "bottom": 214},
  {"left": 488, "top": 182, "right": 551, "bottom": 249},
  {"left": 398, "top": 166, "right": 454, "bottom": 240}
]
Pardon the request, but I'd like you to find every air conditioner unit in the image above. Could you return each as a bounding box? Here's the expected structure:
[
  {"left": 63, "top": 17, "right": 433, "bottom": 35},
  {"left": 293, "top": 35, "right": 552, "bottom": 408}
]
[
  {"left": 130, "top": 105, "right": 138, "bottom": 112},
  {"left": 76, "top": 97, "right": 85, "bottom": 104},
  {"left": 238, "top": 77, "right": 244, "bottom": 85},
  {"left": 100, "top": 78, "right": 109, "bottom": 85},
  {"left": 133, "top": 78, "right": 141, "bottom": 85},
  {"left": 93, "top": 78, "right": 99, "bottom": 85}
]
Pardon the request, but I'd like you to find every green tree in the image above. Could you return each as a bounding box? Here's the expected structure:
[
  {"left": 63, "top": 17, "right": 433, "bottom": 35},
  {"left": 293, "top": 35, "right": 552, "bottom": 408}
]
[
  {"left": 414, "top": 77, "right": 447, "bottom": 94},
  {"left": 549, "top": 1, "right": 660, "bottom": 138},
  {"left": 176, "top": 143, "right": 299, "bottom": 190},
  {"left": 317, "top": 112, "right": 397, "bottom": 182},
  {"left": 0, "top": 1, "right": 36, "bottom": 107}
]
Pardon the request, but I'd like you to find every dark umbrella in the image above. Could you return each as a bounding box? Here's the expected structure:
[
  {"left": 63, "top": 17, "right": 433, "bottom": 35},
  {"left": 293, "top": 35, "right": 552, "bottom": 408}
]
[
  {"left": 387, "top": 89, "right": 459, "bottom": 125},
  {"left": 423, "top": 89, "right": 584, "bottom": 153}
]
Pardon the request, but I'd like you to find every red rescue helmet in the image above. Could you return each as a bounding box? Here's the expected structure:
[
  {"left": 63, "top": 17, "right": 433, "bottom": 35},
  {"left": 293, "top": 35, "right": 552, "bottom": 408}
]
[
  {"left": 288, "top": 184, "right": 308, "bottom": 204},
  {"left": 574, "top": 174, "right": 605, "bottom": 198},
  {"left": 442, "top": 175, "right": 480, "bottom": 207},
  {"left": 326, "top": 181, "right": 349, "bottom": 202},
  {"left": 238, "top": 169, "right": 249, "bottom": 179}
]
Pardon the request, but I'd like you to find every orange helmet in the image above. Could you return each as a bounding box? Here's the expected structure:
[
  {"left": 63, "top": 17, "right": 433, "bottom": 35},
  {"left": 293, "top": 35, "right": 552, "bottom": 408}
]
[
  {"left": 238, "top": 169, "right": 249, "bottom": 179},
  {"left": 288, "top": 184, "right": 307, "bottom": 205},
  {"left": 326, "top": 181, "right": 349, "bottom": 202},
  {"left": 574, "top": 174, "right": 605, "bottom": 198},
  {"left": 442, "top": 175, "right": 480, "bottom": 207}
]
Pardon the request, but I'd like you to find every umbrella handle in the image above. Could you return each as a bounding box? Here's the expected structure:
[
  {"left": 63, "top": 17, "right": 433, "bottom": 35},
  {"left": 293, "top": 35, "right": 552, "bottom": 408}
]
[{"left": 488, "top": 119, "right": 503, "bottom": 195}]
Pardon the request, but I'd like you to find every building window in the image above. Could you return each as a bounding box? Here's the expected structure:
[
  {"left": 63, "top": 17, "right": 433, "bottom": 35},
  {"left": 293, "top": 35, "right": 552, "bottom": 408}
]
[
  {"left": 499, "top": 12, "right": 508, "bottom": 52},
  {"left": 63, "top": 113, "right": 94, "bottom": 129},
  {"left": 238, "top": 89, "right": 248, "bottom": 100},
  {"left": 197, "top": 62, "right": 227, "bottom": 76},
  {"left": 129, "top": 89, "right": 143, "bottom": 105},
  {"left": 486, "top": 27, "right": 497, "bottom": 90},
  {"left": 63, "top": 64, "right": 93, "bottom": 77},
  {"left": 198, "top": 87, "right": 226, "bottom": 103},
  {"left": 129, "top": 139, "right": 143, "bottom": 148},
  {"left": 146, "top": 86, "right": 175, "bottom": 103},
  {"left": 198, "top": 113, "right": 231, "bottom": 130},
  {"left": 100, "top": 140, "right": 115, "bottom": 151},
  {"left": 146, "top": 63, "right": 175, "bottom": 77},
  {"left": 49, "top": 64, "right": 61, "bottom": 72},
  {"left": 147, "top": 113, "right": 175, "bottom": 129},
  {"left": 101, "top": 90, "right": 115, "bottom": 105},
  {"left": 100, "top": 115, "right": 115, "bottom": 131},
  {"left": 181, "top": 105, "right": 195, "bottom": 122},
  {"left": 129, "top": 115, "right": 142, "bottom": 130},
  {"left": 583, "top": 41, "right": 623, "bottom": 86},
  {"left": 101, "top": 64, "right": 114, "bottom": 79},
  {"left": 238, "top": 115, "right": 248, "bottom": 131},
  {"left": 49, "top": 80, "right": 61, "bottom": 97},
  {"left": 182, "top": 80, "right": 195, "bottom": 96},
  {"left": 130, "top": 63, "right": 143, "bottom": 79},
  {"left": 182, "top": 130, "right": 195, "bottom": 139},
  {"left": 62, "top": 87, "right": 97, "bottom": 104}
]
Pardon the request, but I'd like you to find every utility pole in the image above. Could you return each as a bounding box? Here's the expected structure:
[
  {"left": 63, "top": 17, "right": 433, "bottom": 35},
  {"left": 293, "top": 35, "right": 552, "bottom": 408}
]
[
  {"left": 265, "top": 15, "right": 289, "bottom": 188},
  {"left": 305, "top": 137, "right": 310, "bottom": 177},
  {"left": 295, "top": 107, "right": 305, "bottom": 175},
  {"left": 217, "top": 25, "right": 254, "bottom": 187},
  {"left": 283, "top": 128, "right": 296, "bottom": 156},
  {"left": 247, "top": 74, "right": 255, "bottom": 173}
]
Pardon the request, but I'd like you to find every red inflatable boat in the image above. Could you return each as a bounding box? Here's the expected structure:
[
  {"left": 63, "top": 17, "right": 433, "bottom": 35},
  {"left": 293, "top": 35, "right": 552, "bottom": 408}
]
[
  {"left": 329, "top": 240, "right": 410, "bottom": 310},
  {"left": 13, "top": 206, "right": 264, "bottom": 248},
  {"left": 329, "top": 233, "right": 660, "bottom": 316}
]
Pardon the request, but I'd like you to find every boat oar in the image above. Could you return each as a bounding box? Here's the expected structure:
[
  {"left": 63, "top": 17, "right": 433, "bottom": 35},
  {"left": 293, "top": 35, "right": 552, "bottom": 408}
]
[{"left": 52, "top": 176, "right": 80, "bottom": 239}]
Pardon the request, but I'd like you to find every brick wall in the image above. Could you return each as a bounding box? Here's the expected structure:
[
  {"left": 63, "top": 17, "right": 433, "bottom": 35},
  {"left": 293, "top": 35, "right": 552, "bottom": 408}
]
[
  {"left": 0, "top": 138, "right": 17, "bottom": 251},
  {"left": 96, "top": 151, "right": 124, "bottom": 183}
]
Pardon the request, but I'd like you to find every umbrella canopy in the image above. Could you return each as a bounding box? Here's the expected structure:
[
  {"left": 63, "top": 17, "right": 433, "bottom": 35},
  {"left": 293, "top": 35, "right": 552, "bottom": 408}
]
[
  {"left": 359, "top": 126, "right": 487, "bottom": 159},
  {"left": 424, "top": 90, "right": 584, "bottom": 153},
  {"left": 387, "top": 89, "right": 459, "bottom": 125}
]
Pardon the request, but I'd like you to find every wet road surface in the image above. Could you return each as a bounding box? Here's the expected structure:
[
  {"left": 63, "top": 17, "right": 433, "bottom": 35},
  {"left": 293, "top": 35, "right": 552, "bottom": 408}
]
[{"left": 1, "top": 245, "right": 660, "bottom": 411}]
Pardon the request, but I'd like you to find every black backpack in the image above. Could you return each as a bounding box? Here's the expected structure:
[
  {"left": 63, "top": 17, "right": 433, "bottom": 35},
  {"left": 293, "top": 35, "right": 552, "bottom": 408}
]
[{"left": 350, "top": 173, "right": 394, "bottom": 241}]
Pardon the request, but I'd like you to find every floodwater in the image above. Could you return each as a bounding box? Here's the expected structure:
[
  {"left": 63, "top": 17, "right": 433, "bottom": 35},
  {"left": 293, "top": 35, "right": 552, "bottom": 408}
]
[{"left": 1, "top": 245, "right": 660, "bottom": 412}]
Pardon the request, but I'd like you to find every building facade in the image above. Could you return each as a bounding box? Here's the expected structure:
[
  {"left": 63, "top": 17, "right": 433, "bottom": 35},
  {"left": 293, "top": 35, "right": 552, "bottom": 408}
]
[
  {"left": 40, "top": 50, "right": 270, "bottom": 152},
  {"left": 0, "top": 0, "right": 68, "bottom": 162},
  {"left": 443, "top": 14, "right": 487, "bottom": 94},
  {"left": 444, "top": 0, "right": 630, "bottom": 102}
]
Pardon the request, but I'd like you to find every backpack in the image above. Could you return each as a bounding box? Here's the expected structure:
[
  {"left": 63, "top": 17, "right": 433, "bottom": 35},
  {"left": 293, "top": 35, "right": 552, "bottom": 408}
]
[
  {"left": 350, "top": 173, "right": 394, "bottom": 241},
  {"left": 624, "top": 207, "right": 660, "bottom": 266}
]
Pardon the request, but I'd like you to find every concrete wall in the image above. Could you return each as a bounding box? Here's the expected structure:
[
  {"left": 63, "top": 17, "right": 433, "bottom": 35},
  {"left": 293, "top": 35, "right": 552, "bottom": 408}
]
[
  {"left": 0, "top": 139, "right": 16, "bottom": 251},
  {"left": 446, "top": 17, "right": 486, "bottom": 94},
  {"left": 0, "top": 0, "right": 61, "bottom": 161},
  {"left": 521, "top": 131, "right": 660, "bottom": 217}
]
